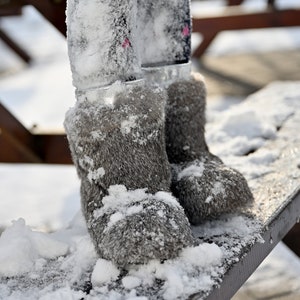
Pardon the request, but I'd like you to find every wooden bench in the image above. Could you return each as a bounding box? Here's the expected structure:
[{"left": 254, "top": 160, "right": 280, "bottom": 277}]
[
  {"left": 0, "top": 2, "right": 300, "bottom": 298},
  {"left": 202, "top": 110, "right": 300, "bottom": 299}
]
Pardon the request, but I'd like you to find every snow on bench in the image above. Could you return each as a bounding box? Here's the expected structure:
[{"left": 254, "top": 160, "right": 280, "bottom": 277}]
[{"left": 0, "top": 81, "right": 299, "bottom": 300}]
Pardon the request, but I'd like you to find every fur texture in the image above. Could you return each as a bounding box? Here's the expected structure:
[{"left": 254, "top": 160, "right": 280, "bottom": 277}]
[
  {"left": 67, "top": 0, "right": 141, "bottom": 90},
  {"left": 137, "top": 0, "right": 191, "bottom": 66},
  {"left": 166, "top": 74, "right": 254, "bottom": 224},
  {"left": 64, "top": 85, "right": 194, "bottom": 266}
]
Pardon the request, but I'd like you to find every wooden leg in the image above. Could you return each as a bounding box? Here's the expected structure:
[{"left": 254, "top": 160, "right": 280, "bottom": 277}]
[
  {"left": 283, "top": 223, "right": 300, "bottom": 257},
  {"left": 192, "top": 31, "right": 218, "bottom": 58}
]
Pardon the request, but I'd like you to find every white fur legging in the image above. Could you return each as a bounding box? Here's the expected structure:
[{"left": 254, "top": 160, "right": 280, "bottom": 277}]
[{"left": 66, "top": 0, "right": 191, "bottom": 91}]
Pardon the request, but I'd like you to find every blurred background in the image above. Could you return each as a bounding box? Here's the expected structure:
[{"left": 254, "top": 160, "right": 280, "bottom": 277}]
[{"left": 0, "top": 1, "right": 300, "bottom": 299}]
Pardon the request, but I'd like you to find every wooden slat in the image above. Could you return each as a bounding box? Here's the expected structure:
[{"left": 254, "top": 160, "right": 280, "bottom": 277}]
[
  {"left": 0, "top": 7, "right": 22, "bottom": 17},
  {"left": 193, "top": 8, "right": 300, "bottom": 32},
  {"left": 0, "top": 103, "right": 42, "bottom": 163},
  {"left": 227, "top": 0, "right": 244, "bottom": 5},
  {"left": 0, "top": 1, "right": 67, "bottom": 36},
  {"left": 0, "top": 0, "right": 24, "bottom": 11},
  {"left": 25, "top": 0, "right": 67, "bottom": 36},
  {"left": 193, "top": 8, "right": 300, "bottom": 57},
  {"left": 196, "top": 107, "right": 300, "bottom": 299},
  {"left": 0, "top": 103, "right": 72, "bottom": 164},
  {"left": 35, "top": 133, "right": 72, "bottom": 164},
  {"left": 0, "top": 28, "right": 31, "bottom": 63}
]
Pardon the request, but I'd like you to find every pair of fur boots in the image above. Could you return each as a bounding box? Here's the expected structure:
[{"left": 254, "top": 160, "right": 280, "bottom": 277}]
[{"left": 65, "top": 68, "right": 253, "bottom": 267}]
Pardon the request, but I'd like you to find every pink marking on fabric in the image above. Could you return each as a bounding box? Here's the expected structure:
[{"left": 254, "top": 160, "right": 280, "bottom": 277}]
[
  {"left": 182, "top": 25, "right": 190, "bottom": 37},
  {"left": 122, "top": 38, "right": 130, "bottom": 48}
]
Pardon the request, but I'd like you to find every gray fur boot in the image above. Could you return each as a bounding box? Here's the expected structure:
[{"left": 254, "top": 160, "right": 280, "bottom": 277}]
[
  {"left": 64, "top": 84, "right": 194, "bottom": 266},
  {"left": 65, "top": 0, "right": 194, "bottom": 266},
  {"left": 165, "top": 73, "right": 254, "bottom": 225}
]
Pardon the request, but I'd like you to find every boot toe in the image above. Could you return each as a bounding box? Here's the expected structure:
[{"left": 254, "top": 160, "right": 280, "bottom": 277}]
[
  {"left": 172, "top": 159, "right": 254, "bottom": 225},
  {"left": 94, "top": 194, "right": 194, "bottom": 266}
]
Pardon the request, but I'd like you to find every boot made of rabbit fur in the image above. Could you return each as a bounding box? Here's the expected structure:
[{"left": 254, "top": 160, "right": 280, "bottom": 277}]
[
  {"left": 165, "top": 74, "right": 254, "bottom": 225},
  {"left": 65, "top": 84, "right": 194, "bottom": 266}
]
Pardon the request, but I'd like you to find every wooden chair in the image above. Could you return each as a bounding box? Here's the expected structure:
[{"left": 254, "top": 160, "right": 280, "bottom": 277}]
[{"left": 192, "top": 0, "right": 300, "bottom": 58}]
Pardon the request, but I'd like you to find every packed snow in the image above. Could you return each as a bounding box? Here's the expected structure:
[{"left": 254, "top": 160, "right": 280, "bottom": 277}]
[
  {"left": 1, "top": 1, "right": 300, "bottom": 299},
  {"left": 93, "top": 185, "right": 181, "bottom": 230},
  {"left": 0, "top": 209, "right": 263, "bottom": 299},
  {"left": 0, "top": 219, "right": 69, "bottom": 277},
  {"left": 177, "top": 163, "right": 205, "bottom": 180}
]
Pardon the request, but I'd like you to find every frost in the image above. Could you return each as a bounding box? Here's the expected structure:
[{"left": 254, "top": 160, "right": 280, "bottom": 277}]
[
  {"left": 87, "top": 167, "right": 105, "bottom": 183},
  {"left": 67, "top": 0, "right": 141, "bottom": 90},
  {"left": 169, "top": 219, "right": 179, "bottom": 230},
  {"left": 95, "top": 185, "right": 147, "bottom": 214},
  {"left": 206, "top": 182, "right": 225, "bottom": 204},
  {"left": 107, "top": 205, "right": 143, "bottom": 228},
  {"left": 94, "top": 185, "right": 180, "bottom": 223},
  {"left": 91, "top": 130, "right": 107, "bottom": 141},
  {"left": 137, "top": 1, "right": 189, "bottom": 66},
  {"left": 154, "top": 191, "right": 181, "bottom": 208},
  {"left": 206, "top": 82, "right": 299, "bottom": 160},
  {"left": 79, "top": 155, "right": 94, "bottom": 169},
  {"left": 94, "top": 186, "right": 181, "bottom": 232},
  {"left": 39, "top": 287, "right": 85, "bottom": 300},
  {"left": 177, "top": 163, "right": 205, "bottom": 180},
  {"left": 121, "top": 115, "right": 138, "bottom": 135}
]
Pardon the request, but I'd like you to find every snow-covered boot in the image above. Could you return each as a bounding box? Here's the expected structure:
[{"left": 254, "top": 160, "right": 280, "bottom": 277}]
[
  {"left": 165, "top": 73, "right": 254, "bottom": 224},
  {"left": 139, "top": 0, "right": 253, "bottom": 225},
  {"left": 65, "top": 0, "right": 194, "bottom": 266}
]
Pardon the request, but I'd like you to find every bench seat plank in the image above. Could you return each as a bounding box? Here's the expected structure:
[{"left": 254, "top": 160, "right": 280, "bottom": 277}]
[{"left": 191, "top": 83, "right": 300, "bottom": 299}]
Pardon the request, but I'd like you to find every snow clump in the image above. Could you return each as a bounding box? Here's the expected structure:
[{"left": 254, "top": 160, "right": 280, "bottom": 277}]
[{"left": 0, "top": 219, "right": 68, "bottom": 277}]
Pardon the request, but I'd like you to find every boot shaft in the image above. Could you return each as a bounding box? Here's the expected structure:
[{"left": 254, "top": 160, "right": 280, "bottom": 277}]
[{"left": 166, "top": 74, "right": 209, "bottom": 164}]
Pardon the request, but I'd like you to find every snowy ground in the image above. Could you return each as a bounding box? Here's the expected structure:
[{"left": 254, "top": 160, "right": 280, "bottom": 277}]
[{"left": 0, "top": 1, "right": 300, "bottom": 299}]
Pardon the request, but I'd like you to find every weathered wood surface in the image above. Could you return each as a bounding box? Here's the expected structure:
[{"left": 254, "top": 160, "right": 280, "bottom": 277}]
[{"left": 192, "top": 100, "right": 300, "bottom": 299}]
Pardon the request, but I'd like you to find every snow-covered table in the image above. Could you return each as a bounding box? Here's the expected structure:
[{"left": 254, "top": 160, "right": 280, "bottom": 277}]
[{"left": 0, "top": 82, "right": 300, "bottom": 300}]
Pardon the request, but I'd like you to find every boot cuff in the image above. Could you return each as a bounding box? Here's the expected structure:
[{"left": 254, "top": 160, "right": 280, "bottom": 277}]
[
  {"left": 75, "top": 79, "right": 145, "bottom": 105},
  {"left": 142, "top": 63, "right": 192, "bottom": 87}
]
